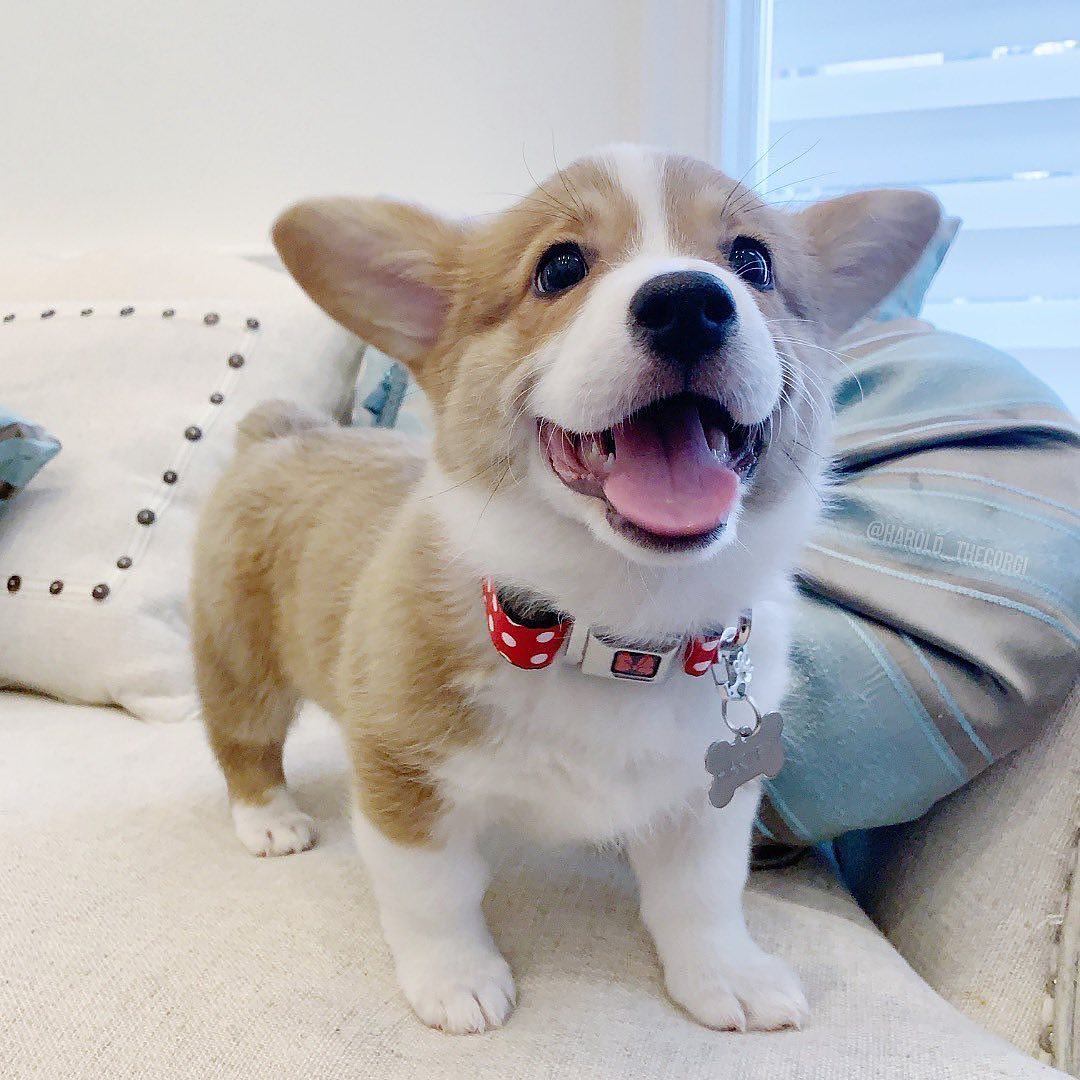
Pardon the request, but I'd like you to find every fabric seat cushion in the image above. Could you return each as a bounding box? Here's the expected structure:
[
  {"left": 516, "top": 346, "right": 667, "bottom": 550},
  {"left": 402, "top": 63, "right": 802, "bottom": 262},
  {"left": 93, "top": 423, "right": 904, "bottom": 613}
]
[{"left": 0, "top": 692, "right": 1061, "bottom": 1079}]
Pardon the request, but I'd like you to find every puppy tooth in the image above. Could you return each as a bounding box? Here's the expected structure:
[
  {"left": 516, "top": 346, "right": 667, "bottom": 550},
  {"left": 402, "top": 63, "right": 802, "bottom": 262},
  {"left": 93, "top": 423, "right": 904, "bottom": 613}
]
[
  {"left": 579, "top": 434, "right": 609, "bottom": 475},
  {"left": 706, "top": 427, "right": 729, "bottom": 456}
]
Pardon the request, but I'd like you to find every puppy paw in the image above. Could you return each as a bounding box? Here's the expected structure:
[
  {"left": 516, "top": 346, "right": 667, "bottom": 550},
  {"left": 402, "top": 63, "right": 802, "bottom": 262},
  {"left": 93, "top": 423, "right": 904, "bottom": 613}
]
[
  {"left": 398, "top": 950, "right": 516, "bottom": 1034},
  {"left": 231, "top": 787, "right": 318, "bottom": 857},
  {"left": 665, "top": 948, "right": 808, "bottom": 1032}
]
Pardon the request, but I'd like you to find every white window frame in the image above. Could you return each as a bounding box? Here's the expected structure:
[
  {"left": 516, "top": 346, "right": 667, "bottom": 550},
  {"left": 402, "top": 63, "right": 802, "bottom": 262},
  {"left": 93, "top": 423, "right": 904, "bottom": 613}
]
[{"left": 639, "top": 0, "right": 774, "bottom": 182}]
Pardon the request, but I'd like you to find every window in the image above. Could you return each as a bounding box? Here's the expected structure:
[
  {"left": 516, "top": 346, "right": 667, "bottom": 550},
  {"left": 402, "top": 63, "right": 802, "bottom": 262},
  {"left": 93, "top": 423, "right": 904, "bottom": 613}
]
[{"left": 750, "top": 0, "right": 1079, "bottom": 411}]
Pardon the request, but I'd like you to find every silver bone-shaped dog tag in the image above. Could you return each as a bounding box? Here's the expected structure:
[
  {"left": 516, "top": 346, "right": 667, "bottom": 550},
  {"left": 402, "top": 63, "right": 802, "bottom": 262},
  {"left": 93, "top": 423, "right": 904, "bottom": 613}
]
[{"left": 705, "top": 711, "right": 785, "bottom": 809}]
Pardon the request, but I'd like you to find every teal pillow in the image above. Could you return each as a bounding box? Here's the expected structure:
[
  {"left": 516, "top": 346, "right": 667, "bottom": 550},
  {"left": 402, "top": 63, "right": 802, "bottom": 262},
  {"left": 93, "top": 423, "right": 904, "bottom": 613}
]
[
  {"left": 353, "top": 348, "right": 432, "bottom": 437},
  {"left": 0, "top": 413, "right": 61, "bottom": 510},
  {"left": 871, "top": 214, "right": 961, "bottom": 321}
]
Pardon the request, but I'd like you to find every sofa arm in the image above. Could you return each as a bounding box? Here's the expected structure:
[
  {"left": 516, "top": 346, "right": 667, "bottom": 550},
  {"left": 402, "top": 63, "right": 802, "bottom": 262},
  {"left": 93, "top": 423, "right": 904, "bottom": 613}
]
[{"left": 863, "top": 690, "right": 1080, "bottom": 1074}]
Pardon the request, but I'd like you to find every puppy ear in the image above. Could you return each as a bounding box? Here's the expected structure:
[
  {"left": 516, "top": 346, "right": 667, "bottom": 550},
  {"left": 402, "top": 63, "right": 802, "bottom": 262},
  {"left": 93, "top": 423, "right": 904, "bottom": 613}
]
[
  {"left": 797, "top": 189, "right": 942, "bottom": 336},
  {"left": 272, "top": 197, "right": 462, "bottom": 365}
]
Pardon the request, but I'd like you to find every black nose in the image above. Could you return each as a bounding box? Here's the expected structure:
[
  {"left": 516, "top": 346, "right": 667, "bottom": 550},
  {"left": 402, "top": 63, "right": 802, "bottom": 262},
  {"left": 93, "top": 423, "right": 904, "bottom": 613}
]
[{"left": 629, "top": 271, "right": 736, "bottom": 369}]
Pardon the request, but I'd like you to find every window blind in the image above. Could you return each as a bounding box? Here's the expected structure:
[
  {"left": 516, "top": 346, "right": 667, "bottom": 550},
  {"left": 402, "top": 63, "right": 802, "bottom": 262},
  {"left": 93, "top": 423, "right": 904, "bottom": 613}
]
[{"left": 765, "top": 0, "right": 1080, "bottom": 412}]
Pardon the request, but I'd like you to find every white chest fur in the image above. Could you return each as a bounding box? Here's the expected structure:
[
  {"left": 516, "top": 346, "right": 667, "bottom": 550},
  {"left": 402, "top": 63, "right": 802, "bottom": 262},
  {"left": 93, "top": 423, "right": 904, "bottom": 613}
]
[
  {"left": 423, "top": 469, "right": 800, "bottom": 847},
  {"left": 436, "top": 600, "right": 791, "bottom": 845}
]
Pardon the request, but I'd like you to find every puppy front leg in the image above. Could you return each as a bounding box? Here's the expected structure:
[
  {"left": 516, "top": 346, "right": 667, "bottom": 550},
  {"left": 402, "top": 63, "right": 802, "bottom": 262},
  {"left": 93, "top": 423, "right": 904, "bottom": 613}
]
[
  {"left": 352, "top": 810, "right": 515, "bottom": 1034},
  {"left": 629, "top": 782, "right": 808, "bottom": 1032}
]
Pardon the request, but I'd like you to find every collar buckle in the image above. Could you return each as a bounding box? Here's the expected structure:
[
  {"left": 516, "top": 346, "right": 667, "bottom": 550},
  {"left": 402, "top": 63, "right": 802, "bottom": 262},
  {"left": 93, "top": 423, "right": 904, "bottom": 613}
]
[{"left": 567, "top": 623, "right": 684, "bottom": 683}]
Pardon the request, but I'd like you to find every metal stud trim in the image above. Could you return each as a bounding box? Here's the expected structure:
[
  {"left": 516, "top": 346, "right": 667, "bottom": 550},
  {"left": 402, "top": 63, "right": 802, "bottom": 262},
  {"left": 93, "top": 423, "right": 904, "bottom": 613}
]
[{"left": 2, "top": 305, "right": 260, "bottom": 600}]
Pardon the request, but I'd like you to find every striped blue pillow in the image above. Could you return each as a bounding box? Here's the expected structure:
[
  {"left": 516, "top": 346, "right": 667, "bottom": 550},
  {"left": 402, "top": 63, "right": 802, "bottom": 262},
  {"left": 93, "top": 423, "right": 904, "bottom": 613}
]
[{"left": 757, "top": 320, "right": 1079, "bottom": 860}]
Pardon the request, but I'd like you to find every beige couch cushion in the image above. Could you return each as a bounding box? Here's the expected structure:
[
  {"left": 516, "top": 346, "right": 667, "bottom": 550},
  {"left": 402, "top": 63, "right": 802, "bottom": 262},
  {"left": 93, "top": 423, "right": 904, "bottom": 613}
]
[
  {"left": 1, "top": 692, "right": 1063, "bottom": 1079},
  {"left": 866, "top": 692, "right": 1080, "bottom": 1073}
]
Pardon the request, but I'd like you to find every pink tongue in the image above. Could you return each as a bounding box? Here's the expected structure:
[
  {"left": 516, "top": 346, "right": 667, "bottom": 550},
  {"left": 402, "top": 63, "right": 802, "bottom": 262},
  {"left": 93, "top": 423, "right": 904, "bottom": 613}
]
[{"left": 603, "top": 398, "right": 738, "bottom": 537}]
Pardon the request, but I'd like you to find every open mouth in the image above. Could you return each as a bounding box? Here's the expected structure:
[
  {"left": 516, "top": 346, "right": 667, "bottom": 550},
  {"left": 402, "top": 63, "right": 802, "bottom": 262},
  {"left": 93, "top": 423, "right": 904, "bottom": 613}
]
[{"left": 538, "top": 393, "right": 767, "bottom": 550}]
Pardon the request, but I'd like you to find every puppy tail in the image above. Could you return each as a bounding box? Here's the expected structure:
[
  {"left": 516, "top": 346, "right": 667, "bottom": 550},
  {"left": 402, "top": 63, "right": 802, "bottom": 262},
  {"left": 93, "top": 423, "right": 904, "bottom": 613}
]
[{"left": 236, "top": 400, "right": 324, "bottom": 451}]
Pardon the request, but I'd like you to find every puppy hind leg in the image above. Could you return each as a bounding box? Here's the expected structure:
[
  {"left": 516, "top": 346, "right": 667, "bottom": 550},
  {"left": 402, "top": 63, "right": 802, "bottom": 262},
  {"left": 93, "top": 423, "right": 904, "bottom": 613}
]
[{"left": 196, "top": 636, "right": 316, "bottom": 858}]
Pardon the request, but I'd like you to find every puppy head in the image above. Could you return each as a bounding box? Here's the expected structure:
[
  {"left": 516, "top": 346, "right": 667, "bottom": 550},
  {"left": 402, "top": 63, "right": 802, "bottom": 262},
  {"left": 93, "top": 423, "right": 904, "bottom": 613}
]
[{"left": 274, "top": 147, "right": 939, "bottom": 567}]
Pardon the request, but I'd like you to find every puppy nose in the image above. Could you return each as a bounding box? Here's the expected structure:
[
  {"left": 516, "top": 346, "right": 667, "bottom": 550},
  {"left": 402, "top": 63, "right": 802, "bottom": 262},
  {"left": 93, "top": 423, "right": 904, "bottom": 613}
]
[{"left": 629, "top": 271, "right": 736, "bottom": 369}]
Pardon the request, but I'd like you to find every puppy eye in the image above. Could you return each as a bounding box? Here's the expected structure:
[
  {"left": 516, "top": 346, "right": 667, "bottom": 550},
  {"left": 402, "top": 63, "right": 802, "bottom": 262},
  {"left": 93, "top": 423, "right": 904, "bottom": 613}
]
[
  {"left": 535, "top": 242, "right": 588, "bottom": 296},
  {"left": 729, "top": 237, "right": 773, "bottom": 290}
]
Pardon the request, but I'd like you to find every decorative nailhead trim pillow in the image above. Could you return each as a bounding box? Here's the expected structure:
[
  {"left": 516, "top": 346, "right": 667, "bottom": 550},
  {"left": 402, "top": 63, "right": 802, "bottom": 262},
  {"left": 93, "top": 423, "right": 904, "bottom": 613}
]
[
  {"left": 0, "top": 261, "right": 362, "bottom": 723},
  {"left": 3, "top": 306, "right": 269, "bottom": 604}
]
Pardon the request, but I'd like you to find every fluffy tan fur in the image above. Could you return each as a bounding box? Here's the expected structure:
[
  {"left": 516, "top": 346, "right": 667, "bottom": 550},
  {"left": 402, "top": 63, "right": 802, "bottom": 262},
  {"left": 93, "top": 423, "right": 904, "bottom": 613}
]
[
  {"left": 192, "top": 403, "right": 482, "bottom": 843},
  {"left": 194, "top": 151, "right": 939, "bottom": 847},
  {"left": 191, "top": 147, "right": 941, "bottom": 1034}
]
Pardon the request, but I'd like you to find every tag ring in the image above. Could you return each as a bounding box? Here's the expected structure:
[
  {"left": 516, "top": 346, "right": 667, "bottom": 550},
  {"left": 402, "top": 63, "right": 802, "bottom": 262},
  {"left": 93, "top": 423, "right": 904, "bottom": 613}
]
[
  {"left": 719, "top": 609, "right": 752, "bottom": 649},
  {"left": 721, "top": 694, "right": 762, "bottom": 739}
]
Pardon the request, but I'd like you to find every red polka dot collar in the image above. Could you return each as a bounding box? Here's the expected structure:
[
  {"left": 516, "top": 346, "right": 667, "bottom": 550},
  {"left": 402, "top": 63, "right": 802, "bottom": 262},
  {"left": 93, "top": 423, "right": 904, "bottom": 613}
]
[{"left": 482, "top": 578, "right": 740, "bottom": 683}]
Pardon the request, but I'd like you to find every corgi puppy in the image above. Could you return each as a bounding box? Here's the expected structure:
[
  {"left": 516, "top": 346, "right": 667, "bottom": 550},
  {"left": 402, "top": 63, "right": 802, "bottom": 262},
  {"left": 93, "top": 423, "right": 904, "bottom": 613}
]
[{"left": 191, "top": 145, "right": 940, "bottom": 1034}]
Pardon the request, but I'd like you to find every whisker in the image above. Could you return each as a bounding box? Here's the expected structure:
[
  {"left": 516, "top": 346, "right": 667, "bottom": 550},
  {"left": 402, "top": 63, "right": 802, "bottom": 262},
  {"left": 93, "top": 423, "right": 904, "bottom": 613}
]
[
  {"left": 728, "top": 143, "right": 822, "bottom": 217},
  {"left": 771, "top": 331, "right": 864, "bottom": 402},
  {"left": 550, "top": 133, "right": 587, "bottom": 220},
  {"left": 739, "top": 169, "right": 837, "bottom": 211},
  {"left": 720, "top": 131, "right": 796, "bottom": 221},
  {"left": 473, "top": 465, "right": 511, "bottom": 533},
  {"left": 787, "top": 373, "right": 831, "bottom": 427},
  {"left": 418, "top": 461, "right": 505, "bottom": 501},
  {"left": 783, "top": 447, "right": 827, "bottom": 506},
  {"left": 521, "top": 145, "right": 585, "bottom": 227},
  {"left": 793, "top": 439, "right": 832, "bottom": 462}
]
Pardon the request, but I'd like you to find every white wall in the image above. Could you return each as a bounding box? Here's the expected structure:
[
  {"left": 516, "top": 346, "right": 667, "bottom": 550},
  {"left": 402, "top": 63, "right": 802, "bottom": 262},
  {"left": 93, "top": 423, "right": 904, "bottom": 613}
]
[{"left": 2, "top": 0, "right": 653, "bottom": 253}]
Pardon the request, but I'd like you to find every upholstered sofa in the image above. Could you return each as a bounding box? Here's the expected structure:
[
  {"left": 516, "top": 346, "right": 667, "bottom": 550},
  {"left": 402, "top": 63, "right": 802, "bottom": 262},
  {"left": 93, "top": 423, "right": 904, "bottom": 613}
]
[
  {"left": 3, "top": 689, "right": 1076, "bottom": 1078},
  {"left": 2, "top": 250, "right": 1076, "bottom": 1078}
]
